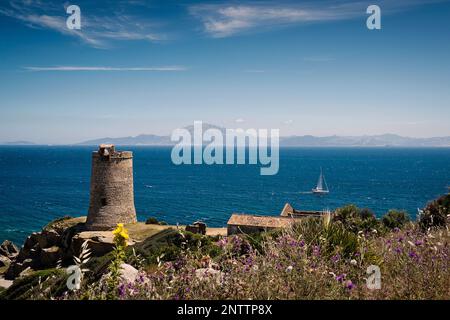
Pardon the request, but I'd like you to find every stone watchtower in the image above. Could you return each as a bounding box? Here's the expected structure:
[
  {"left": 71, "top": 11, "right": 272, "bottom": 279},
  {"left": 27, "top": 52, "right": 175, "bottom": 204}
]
[{"left": 85, "top": 144, "right": 137, "bottom": 230}]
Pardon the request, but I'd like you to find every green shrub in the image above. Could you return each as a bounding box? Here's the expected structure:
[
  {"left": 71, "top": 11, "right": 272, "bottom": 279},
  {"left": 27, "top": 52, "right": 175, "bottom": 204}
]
[
  {"left": 419, "top": 193, "right": 450, "bottom": 230},
  {"left": 293, "top": 217, "right": 324, "bottom": 244},
  {"left": 84, "top": 252, "right": 114, "bottom": 282},
  {"left": 333, "top": 205, "right": 380, "bottom": 233},
  {"left": 292, "top": 217, "right": 359, "bottom": 258},
  {"left": 145, "top": 217, "right": 168, "bottom": 226},
  {"left": 130, "top": 229, "right": 217, "bottom": 266},
  {"left": 203, "top": 243, "right": 222, "bottom": 258},
  {"left": 323, "top": 222, "right": 360, "bottom": 258},
  {"left": 245, "top": 229, "right": 280, "bottom": 253},
  {"left": 382, "top": 210, "right": 410, "bottom": 229},
  {"left": 145, "top": 217, "right": 159, "bottom": 225}
]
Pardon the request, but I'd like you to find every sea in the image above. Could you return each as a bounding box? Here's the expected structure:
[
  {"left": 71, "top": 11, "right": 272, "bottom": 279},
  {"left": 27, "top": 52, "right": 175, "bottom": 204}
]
[{"left": 1, "top": 146, "right": 449, "bottom": 245}]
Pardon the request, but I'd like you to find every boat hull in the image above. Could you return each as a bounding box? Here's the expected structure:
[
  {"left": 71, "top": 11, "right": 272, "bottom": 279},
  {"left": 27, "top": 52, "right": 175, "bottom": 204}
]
[{"left": 312, "top": 188, "right": 329, "bottom": 194}]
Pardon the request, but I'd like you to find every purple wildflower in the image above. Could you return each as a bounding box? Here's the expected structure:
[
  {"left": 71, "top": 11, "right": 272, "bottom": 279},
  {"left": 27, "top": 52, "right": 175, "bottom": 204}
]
[
  {"left": 289, "top": 240, "right": 298, "bottom": 247},
  {"left": 331, "top": 254, "right": 340, "bottom": 264},
  {"left": 118, "top": 283, "right": 126, "bottom": 298},
  {"left": 217, "top": 237, "right": 228, "bottom": 249},
  {"left": 409, "top": 250, "right": 419, "bottom": 259},
  {"left": 335, "top": 274, "right": 346, "bottom": 282},
  {"left": 345, "top": 280, "right": 355, "bottom": 290},
  {"left": 313, "top": 245, "right": 321, "bottom": 257}
]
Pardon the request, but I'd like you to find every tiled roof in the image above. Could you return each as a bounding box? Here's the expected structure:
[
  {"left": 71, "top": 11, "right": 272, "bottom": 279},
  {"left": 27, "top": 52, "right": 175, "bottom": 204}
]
[
  {"left": 280, "top": 203, "right": 325, "bottom": 217},
  {"left": 227, "top": 214, "right": 297, "bottom": 228}
]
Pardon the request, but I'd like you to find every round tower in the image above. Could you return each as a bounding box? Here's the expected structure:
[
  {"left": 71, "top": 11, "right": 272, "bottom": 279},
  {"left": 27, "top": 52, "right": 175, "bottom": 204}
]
[{"left": 86, "top": 144, "right": 137, "bottom": 230}]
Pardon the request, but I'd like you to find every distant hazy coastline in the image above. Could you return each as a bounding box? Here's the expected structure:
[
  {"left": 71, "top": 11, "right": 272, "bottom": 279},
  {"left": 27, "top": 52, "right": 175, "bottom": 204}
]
[{"left": 3, "top": 132, "right": 450, "bottom": 147}]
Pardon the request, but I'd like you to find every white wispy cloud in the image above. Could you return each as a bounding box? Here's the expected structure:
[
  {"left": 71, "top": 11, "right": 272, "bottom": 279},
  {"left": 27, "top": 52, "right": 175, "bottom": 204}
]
[
  {"left": 24, "top": 66, "right": 187, "bottom": 72},
  {"left": 189, "top": 2, "right": 362, "bottom": 38},
  {"left": 189, "top": 0, "right": 447, "bottom": 38},
  {"left": 0, "top": 0, "right": 165, "bottom": 48}
]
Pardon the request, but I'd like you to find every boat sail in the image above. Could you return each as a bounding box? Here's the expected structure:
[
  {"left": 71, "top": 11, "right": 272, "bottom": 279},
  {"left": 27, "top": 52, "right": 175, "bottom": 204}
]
[{"left": 312, "top": 168, "right": 329, "bottom": 194}]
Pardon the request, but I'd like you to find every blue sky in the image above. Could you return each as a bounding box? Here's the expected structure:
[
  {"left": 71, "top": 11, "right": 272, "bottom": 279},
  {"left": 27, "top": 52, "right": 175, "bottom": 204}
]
[{"left": 0, "top": 0, "right": 449, "bottom": 144}]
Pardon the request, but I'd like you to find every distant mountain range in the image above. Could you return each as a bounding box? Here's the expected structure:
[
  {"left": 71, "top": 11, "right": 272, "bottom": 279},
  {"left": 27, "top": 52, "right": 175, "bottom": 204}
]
[
  {"left": 77, "top": 134, "right": 173, "bottom": 146},
  {"left": 0, "top": 141, "right": 36, "bottom": 145},
  {"left": 76, "top": 127, "right": 450, "bottom": 147},
  {"left": 3, "top": 129, "right": 450, "bottom": 147},
  {"left": 77, "top": 123, "right": 223, "bottom": 146},
  {"left": 279, "top": 134, "right": 450, "bottom": 147}
]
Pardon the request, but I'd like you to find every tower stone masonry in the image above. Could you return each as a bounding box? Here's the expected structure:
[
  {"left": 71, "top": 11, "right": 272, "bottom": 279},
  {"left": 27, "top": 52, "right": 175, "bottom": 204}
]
[{"left": 85, "top": 144, "right": 137, "bottom": 230}]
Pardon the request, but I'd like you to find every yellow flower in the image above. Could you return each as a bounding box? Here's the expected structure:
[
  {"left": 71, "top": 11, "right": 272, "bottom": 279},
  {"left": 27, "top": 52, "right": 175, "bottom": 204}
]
[{"left": 113, "top": 223, "right": 129, "bottom": 240}]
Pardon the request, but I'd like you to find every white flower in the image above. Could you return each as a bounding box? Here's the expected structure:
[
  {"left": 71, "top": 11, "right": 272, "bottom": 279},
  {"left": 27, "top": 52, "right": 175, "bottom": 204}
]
[
  {"left": 350, "top": 259, "right": 357, "bottom": 266},
  {"left": 285, "top": 266, "right": 293, "bottom": 273}
]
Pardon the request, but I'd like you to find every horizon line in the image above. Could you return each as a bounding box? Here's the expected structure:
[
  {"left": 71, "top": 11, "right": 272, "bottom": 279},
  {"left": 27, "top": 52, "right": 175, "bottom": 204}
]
[{"left": 3, "top": 132, "right": 450, "bottom": 146}]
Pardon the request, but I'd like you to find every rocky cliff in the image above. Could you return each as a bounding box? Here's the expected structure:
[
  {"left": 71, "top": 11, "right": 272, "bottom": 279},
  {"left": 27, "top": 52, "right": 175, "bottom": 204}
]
[{"left": 1, "top": 216, "right": 118, "bottom": 280}]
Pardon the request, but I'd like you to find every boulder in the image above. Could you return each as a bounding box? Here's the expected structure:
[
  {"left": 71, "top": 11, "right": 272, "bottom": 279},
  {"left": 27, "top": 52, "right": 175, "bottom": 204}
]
[
  {"left": 36, "top": 230, "right": 61, "bottom": 248},
  {"left": 71, "top": 231, "right": 115, "bottom": 258},
  {"left": 17, "top": 243, "right": 40, "bottom": 263},
  {"left": 22, "top": 231, "right": 60, "bottom": 251},
  {"left": 0, "top": 240, "right": 19, "bottom": 259},
  {"left": 39, "top": 246, "right": 61, "bottom": 268},
  {"left": 5, "top": 258, "right": 33, "bottom": 280},
  {"left": 101, "top": 263, "right": 139, "bottom": 285},
  {"left": 195, "top": 268, "right": 224, "bottom": 284},
  {"left": 23, "top": 233, "right": 38, "bottom": 250},
  {"left": 119, "top": 263, "right": 139, "bottom": 283},
  {"left": 0, "top": 255, "right": 10, "bottom": 268},
  {"left": 71, "top": 231, "right": 135, "bottom": 258},
  {"left": 0, "top": 276, "right": 13, "bottom": 289}
]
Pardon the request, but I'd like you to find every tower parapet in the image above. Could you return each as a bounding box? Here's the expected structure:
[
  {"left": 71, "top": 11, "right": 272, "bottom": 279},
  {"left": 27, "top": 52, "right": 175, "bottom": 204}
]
[{"left": 85, "top": 144, "right": 137, "bottom": 230}]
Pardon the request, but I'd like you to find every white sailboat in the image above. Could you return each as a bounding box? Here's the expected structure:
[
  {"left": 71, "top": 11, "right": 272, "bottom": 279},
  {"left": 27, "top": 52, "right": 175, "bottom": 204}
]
[{"left": 312, "top": 167, "right": 329, "bottom": 194}]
